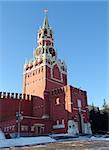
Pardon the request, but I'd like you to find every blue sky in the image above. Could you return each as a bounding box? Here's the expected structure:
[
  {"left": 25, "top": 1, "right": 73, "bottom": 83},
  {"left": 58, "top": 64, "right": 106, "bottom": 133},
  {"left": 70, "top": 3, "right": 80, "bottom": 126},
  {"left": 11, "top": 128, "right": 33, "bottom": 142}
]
[{"left": 0, "top": 1, "right": 108, "bottom": 107}]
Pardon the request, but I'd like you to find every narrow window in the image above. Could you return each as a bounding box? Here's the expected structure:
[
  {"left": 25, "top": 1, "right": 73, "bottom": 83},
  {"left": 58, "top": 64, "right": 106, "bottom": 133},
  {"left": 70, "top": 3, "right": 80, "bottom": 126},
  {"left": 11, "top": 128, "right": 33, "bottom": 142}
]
[
  {"left": 62, "top": 119, "right": 64, "bottom": 124},
  {"left": 39, "top": 33, "right": 41, "bottom": 38},
  {"left": 42, "top": 67, "right": 43, "bottom": 72},
  {"left": 55, "top": 98, "right": 60, "bottom": 105},
  {"left": 50, "top": 33, "right": 52, "bottom": 38}
]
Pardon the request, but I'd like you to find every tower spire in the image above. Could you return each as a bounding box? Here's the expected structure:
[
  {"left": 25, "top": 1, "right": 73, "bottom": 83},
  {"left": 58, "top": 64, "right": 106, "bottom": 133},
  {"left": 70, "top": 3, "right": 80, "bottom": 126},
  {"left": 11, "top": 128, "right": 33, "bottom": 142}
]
[{"left": 42, "top": 8, "right": 49, "bottom": 29}]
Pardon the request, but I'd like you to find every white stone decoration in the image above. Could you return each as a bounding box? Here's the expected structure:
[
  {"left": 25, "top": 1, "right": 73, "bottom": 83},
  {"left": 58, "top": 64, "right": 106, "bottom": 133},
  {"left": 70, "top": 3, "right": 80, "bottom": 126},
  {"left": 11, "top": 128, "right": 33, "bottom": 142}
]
[
  {"left": 67, "top": 120, "right": 79, "bottom": 135},
  {"left": 42, "top": 114, "right": 49, "bottom": 119},
  {"left": 53, "top": 124, "right": 65, "bottom": 129},
  {"left": 84, "top": 122, "right": 92, "bottom": 134}
]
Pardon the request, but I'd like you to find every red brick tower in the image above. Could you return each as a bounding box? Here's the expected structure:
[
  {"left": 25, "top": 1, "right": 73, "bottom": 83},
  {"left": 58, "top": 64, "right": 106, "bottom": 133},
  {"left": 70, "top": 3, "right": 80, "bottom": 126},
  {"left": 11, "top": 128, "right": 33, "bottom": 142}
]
[{"left": 23, "top": 11, "right": 67, "bottom": 98}]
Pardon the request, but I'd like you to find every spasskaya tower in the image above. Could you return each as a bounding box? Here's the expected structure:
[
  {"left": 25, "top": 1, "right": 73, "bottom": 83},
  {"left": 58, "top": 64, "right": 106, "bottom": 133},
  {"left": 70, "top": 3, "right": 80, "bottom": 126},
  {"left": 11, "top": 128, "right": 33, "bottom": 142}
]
[
  {"left": 23, "top": 10, "right": 67, "bottom": 98},
  {"left": 0, "top": 9, "right": 92, "bottom": 136}
]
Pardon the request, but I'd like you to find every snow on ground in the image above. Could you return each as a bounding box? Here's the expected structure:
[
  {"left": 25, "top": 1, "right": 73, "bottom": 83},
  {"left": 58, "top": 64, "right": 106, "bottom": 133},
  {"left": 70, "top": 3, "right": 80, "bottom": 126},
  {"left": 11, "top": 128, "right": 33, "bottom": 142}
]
[
  {"left": 0, "top": 136, "right": 56, "bottom": 148},
  {"left": 0, "top": 130, "right": 6, "bottom": 140},
  {"left": 90, "top": 136, "right": 109, "bottom": 141},
  {"left": 56, "top": 135, "right": 109, "bottom": 143},
  {"left": 0, "top": 134, "right": 109, "bottom": 148}
]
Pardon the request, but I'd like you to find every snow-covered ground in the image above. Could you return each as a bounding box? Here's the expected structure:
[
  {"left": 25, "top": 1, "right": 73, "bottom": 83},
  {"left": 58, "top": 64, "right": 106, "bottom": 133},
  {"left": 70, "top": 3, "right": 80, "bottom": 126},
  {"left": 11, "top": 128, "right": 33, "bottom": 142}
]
[
  {"left": 0, "top": 133, "right": 109, "bottom": 148},
  {"left": 52, "top": 134, "right": 109, "bottom": 142},
  {"left": 0, "top": 130, "right": 5, "bottom": 140},
  {"left": 90, "top": 135, "right": 109, "bottom": 141},
  {"left": 0, "top": 136, "right": 56, "bottom": 148}
]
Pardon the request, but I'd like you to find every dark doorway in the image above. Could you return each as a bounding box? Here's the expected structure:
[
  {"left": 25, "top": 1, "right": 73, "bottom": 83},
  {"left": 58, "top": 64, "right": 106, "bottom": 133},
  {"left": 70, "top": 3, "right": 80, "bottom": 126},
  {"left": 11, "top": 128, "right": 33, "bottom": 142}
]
[{"left": 78, "top": 113, "right": 82, "bottom": 133}]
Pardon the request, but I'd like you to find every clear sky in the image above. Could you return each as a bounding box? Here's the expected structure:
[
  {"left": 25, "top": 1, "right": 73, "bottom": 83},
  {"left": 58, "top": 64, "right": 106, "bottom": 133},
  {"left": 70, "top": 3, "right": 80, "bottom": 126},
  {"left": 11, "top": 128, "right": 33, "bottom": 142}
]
[{"left": 0, "top": 1, "right": 108, "bottom": 107}]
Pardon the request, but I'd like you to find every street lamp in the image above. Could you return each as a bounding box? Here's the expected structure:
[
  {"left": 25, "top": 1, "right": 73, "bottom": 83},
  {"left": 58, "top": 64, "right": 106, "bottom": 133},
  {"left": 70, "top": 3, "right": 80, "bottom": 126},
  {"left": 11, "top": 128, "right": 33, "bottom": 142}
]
[{"left": 16, "top": 98, "right": 23, "bottom": 138}]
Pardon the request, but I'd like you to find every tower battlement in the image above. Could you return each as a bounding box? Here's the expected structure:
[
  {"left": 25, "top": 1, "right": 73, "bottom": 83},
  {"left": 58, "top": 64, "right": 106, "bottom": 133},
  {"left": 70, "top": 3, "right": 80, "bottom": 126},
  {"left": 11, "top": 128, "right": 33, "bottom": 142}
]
[
  {"left": 72, "top": 87, "right": 87, "bottom": 96},
  {"left": 24, "top": 59, "right": 43, "bottom": 72},
  {"left": 0, "top": 92, "right": 32, "bottom": 101}
]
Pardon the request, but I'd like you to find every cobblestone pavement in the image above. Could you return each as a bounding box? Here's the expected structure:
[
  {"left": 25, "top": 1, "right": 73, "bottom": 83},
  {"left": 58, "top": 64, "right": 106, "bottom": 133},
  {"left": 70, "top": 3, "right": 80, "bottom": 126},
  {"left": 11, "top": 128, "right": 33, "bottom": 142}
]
[{"left": 1, "top": 140, "right": 109, "bottom": 150}]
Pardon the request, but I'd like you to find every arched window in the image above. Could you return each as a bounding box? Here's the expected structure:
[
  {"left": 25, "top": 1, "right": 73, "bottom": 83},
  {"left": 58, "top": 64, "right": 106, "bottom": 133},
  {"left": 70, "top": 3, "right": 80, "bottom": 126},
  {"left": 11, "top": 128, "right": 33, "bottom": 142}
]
[
  {"left": 62, "top": 119, "right": 64, "bottom": 124},
  {"left": 57, "top": 120, "right": 59, "bottom": 125}
]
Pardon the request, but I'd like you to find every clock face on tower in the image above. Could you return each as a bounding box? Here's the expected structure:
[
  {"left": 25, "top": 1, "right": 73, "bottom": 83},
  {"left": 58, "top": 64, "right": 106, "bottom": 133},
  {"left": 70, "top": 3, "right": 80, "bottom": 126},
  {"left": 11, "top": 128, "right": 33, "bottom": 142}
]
[
  {"left": 35, "top": 48, "right": 42, "bottom": 56},
  {"left": 49, "top": 48, "right": 55, "bottom": 57}
]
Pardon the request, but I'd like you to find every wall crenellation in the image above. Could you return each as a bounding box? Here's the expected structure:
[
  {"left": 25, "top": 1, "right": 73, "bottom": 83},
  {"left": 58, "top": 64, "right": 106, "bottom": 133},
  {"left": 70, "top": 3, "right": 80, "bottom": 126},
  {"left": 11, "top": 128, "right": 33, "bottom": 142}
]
[
  {"left": 24, "top": 59, "right": 43, "bottom": 72},
  {"left": 0, "top": 92, "right": 33, "bottom": 101}
]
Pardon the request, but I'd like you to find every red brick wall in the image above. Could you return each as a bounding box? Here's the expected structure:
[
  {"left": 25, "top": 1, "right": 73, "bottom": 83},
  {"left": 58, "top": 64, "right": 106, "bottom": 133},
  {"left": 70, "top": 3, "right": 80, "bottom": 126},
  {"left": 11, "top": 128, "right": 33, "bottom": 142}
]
[
  {"left": 52, "top": 64, "right": 61, "bottom": 80},
  {"left": 23, "top": 66, "right": 46, "bottom": 98},
  {"left": 23, "top": 64, "right": 67, "bottom": 98},
  {"left": 49, "top": 88, "right": 67, "bottom": 123},
  {"left": 62, "top": 73, "right": 67, "bottom": 85},
  {"left": 21, "top": 118, "right": 52, "bottom": 134},
  {"left": 70, "top": 86, "right": 89, "bottom": 122},
  {"left": 45, "top": 66, "right": 67, "bottom": 90},
  {"left": 48, "top": 85, "right": 90, "bottom": 133},
  {"left": 32, "top": 96, "right": 44, "bottom": 118},
  {"left": 0, "top": 97, "right": 32, "bottom": 122}
]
